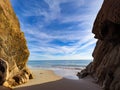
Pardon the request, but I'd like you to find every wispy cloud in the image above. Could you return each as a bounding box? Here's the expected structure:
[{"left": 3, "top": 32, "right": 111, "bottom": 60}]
[{"left": 11, "top": 0, "right": 103, "bottom": 60}]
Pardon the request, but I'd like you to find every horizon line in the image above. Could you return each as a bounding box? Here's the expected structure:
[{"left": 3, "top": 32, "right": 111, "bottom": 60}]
[{"left": 28, "top": 59, "right": 93, "bottom": 61}]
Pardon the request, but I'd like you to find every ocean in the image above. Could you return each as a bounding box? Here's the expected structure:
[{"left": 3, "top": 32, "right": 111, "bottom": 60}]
[{"left": 27, "top": 60, "right": 91, "bottom": 80}]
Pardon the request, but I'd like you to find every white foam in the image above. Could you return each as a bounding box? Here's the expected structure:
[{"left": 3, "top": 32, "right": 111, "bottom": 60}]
[{"left": 28, "top": 66, "right": 84, "bottom": 80}]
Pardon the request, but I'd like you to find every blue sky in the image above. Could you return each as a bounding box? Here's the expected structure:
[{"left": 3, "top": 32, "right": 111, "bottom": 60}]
[{"left": 10, "top": 0, "right": 103, "bottom": 60}]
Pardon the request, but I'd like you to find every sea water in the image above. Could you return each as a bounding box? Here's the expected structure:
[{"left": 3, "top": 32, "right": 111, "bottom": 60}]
[{"left": 27, "top": 60, "right": 91, "bottom": 80}]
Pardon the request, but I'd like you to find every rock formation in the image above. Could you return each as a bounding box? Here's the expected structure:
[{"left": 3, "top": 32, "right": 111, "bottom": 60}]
[
  {"left": 77, "top": 0, "right": 120, "bottom": 90},
  {"left": 0, "top": 0, "right": 33, "bottom": 87},
  {"left": 0, "top": 59, "right": 9, "bottom": 85}
]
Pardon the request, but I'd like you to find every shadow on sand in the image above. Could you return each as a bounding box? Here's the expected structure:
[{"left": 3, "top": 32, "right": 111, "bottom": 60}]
[{"left": 14, "top": 78, "right": 102, "bottom": 90}]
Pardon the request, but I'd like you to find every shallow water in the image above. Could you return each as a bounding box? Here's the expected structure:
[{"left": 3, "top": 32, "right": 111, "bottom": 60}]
[{"left": 27, "top": 60, "right": 91, "bottom": 80}]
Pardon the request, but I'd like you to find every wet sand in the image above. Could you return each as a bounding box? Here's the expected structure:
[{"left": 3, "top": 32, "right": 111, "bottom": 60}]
[{"left": 13, "top": 69, "right": 102, "bottom": 90}]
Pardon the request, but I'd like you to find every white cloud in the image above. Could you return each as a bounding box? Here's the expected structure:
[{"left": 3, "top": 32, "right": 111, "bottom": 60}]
[
  {"left": 11, "top": 0, "right": 103, "bottom": 60},
  {"left": 21, "top": 21, "right": 97, "bottom": 60}
]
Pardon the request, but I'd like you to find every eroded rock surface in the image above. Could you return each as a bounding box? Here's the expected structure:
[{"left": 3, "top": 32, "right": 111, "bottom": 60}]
[
  {"left": 0, "top": 58, "right": 9, "bottom": 85},
  {"left": 0, "top": 0, "right": 32, "bottom": 87},
  {"left": 77, "top": 0, "right": 120, "bottom": 90}
]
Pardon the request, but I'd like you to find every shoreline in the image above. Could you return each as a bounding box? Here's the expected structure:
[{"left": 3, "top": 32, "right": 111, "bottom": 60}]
[
  {"left": 13, "top": 69, "right": 102, "bottom": 90},
  {"left": 29, "top": 67, "right": 82, "bottom": 80}
]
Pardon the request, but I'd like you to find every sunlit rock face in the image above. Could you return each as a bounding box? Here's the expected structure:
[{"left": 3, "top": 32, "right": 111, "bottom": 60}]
[
  {"left": 77, "top": 0, "right": 120, "bottom": 90},
  {"left": 0, "top": 0, "right": 32, "bottom": 87}
]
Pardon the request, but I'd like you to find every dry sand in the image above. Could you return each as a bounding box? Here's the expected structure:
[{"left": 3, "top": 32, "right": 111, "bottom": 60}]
[
  {"left": 0, "top": 86, "right": 12, "bottom": 90},
  {"left": 0, "top": 69, "right": 102, "bottom": 90}
]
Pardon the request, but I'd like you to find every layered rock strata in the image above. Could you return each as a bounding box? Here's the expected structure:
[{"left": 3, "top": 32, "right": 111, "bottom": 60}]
[
  {"left": 77, "top": 0, "right": 120, "bottom": 90},
  {"left": 0, "top": 0, "right": 33, "bottom": 87}
]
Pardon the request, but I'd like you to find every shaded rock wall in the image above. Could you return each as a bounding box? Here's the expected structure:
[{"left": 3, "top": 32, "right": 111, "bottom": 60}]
[
  {"left": 0, "top": 0, "right": 32, "bottom": 87},
  {"left": 77, "top": 0, "right": 120, "bottom": 90}
]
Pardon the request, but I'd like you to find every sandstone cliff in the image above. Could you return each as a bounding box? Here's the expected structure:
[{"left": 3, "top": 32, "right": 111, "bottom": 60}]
[
  {"left": 77, "top": 0, "right": 120, "bottom": 90},
  {"left": 0, "top": 0, "right": 32, "bottom": 87}
]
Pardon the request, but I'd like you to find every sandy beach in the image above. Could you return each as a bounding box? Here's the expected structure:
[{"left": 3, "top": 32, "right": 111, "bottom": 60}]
[{"left": 10, "top": 69, "right": 102, "bottom": 90}]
